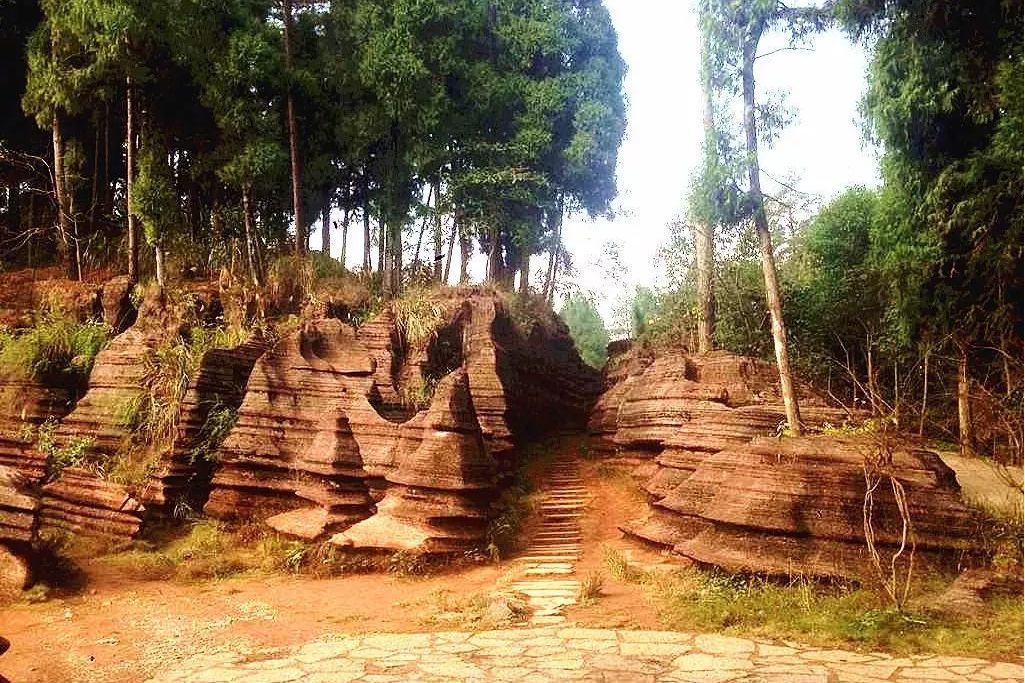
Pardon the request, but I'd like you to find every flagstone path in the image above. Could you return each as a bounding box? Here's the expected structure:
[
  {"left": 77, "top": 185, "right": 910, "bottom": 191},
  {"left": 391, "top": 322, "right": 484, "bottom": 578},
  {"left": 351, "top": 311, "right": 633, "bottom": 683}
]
[{"left": 145, "top": 626, "right": 1024, "bottom": 683}]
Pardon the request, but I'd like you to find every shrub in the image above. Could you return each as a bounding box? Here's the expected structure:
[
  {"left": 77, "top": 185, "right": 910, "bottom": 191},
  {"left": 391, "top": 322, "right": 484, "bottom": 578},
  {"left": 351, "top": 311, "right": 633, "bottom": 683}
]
[
  {"left": 0, "top": 306, "right": 108, "bottom": 386},
  {"left": 187, "top": 402, "right": 239, "bottom": 464}
]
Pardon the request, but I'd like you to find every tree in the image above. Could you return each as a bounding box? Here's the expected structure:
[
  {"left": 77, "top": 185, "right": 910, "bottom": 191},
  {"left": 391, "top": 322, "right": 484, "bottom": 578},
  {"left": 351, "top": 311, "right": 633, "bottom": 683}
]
[
  {"left": 689, "top": 0, "right": 722, "bottom": 354},
  {"left": 560, "top": 295, "right": 610, "bottom": 368},
  {"left": 842, "top": 0, "right": 1024, "bottom": 455},
  {"left": 697, "top": 0, "right": 830, "bottom": 434}
]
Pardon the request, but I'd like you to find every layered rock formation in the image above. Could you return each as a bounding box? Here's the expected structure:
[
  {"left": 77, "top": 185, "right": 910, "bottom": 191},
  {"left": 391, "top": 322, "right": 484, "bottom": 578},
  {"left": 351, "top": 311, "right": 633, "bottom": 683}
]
[
  {"left": 0, "top": 374, "right": 73, "bottom": 481},
  {"left": 34, "top": 287, "right": 224, "bottom": 542},
  {"left": 666, "top": 436, "right": 977, "bottom": 579},
  {"left": 0, "top": 467, "right": 38, "bottom": 546},
  {"left": 332, "top": 369, "right": 494, "bottom": 553},
  {"left": 40, "top": 467, "right": 144, "bottom": 541},
  {"left": 0, "top": 467, "right": 38, "bottom": 597},
  {"left": 140, "top": 339, "right": 268, "bottom": 515},
  {"left": 205, "top": 290, "right": 600, "bottom": 550},
  {"left": 204, "top": 319, "right": 376, "bottom": 536},
  {"left": 592, "top": 346, "right": 979, "bottom": 580}
]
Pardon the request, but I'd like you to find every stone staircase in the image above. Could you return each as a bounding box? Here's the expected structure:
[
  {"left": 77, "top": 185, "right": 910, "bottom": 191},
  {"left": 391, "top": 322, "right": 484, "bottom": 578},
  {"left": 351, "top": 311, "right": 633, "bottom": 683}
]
[{"left": 510, "top": 456, "right": 588, "bottom": 625}]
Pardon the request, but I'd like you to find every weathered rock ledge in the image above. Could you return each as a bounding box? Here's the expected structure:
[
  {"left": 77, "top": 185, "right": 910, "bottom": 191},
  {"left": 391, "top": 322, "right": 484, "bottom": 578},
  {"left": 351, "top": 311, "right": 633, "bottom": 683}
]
[{"left": 590, "top": 343, "right": 979, "bottom": 580}]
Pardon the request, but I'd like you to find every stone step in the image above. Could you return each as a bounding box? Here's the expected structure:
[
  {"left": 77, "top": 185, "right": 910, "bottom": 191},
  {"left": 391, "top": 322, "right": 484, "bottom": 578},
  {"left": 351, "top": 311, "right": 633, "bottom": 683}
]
[
  {"left": 525, "top": 543, "right": 581, "bottom": 550},
  {"left": 523, "top": 567, "right": 574, "bottom": 575},
  {"left": 512, "top": 583, "right": 580, "bottom": 591}
]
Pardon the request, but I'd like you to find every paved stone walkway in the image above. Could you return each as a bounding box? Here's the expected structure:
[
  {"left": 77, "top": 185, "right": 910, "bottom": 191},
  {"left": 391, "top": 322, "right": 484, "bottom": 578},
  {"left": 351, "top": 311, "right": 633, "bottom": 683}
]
[
  {"left": 509, "top": 455, "right": 589, "bottom": 625},
  {"left": 145, "top": 627, "right": 1024, "bottom": 682}
]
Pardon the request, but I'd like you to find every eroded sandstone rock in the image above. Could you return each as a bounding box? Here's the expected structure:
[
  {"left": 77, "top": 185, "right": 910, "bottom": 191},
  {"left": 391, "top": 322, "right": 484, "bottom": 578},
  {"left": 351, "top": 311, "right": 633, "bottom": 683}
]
[
  {"left": 204, "top": 319, "right": 375, "bottom": 535},
  {"left": 140, "top": 339, "right": 269, "bottom": 516},
  {"left": 0, "top": 467, "right": 38, "bottom": 545},
  {"left": 40, "top": 467, "right": 144, "bottom": 541},
  {"left": 0, "top": 374, "right": 73, "bottom": 481},
  {"left": 331, "top": 369, "right": 494, "bottom": 553},
  {"left": 595, "top": 348, "right": 978, "bottom": 580}
]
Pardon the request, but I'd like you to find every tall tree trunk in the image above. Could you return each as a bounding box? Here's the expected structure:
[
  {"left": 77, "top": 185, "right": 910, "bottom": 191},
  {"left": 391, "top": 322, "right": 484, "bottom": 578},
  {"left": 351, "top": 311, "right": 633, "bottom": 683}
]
[
  {"left": 241, "top": 184, "right": 260, "bottom": 287},
  {"left": 51, "top": 113, "right": 72, "bottom": 277},
  {"left": 458, "top": 222, "right": 470, "bottom": 284},
  {"left": 340, "top": 207, "right": 349, "bottom": 267},
  {"left": 68, "top": 183, "right": 82, "bottom": 281},
  {"left": 866, "top": 337, "right": 879, "bottom": 415},
  {"left": 282, "top": 0, "right": 304, "bottom": 253},
  {"left": 543, "top": 205, "right": 563, "bottom": 304},
  {"left": 362, "top": 207, "right": 371, "bottom": 273},
  {"left": 696, "top": 31, "right": 717, "bottom": 353},
  {"left": 694, "top": 220, "right": 715, "bottom": 353},
  {"left": 957, "top": 340, "right": 975, "bottom": 457},
  {"left": 742, "top": 29, "right": 802, "bottom": 434},
  {"left": 104, "top": 101, "right": 111, "bottom": 213},
  {"left": 126, "top": 78, "right": 139, "bottom": 283},
  {"left": 390, "top": 218, "right": 403, "bottom": 294},
  {"left": 487, "top": 225, "right": 501, "bottom": 283},
  {"left": 154, "top": 243, "right": 166, "bottom": 290},
  {"left": 519, "top": 251, "right": 530, "bottom": 294},
  {"left": 443, "top": 216, "right": 456, "bottom": 284},
  {"left": 321, "top": 201, "right": 331, "bottom": 255},
  {"left": 377, "top": 218, "right": 385, "bottom": 277},
  {"left": 919, "top": 347, "right": 929, "bottom": 436},
  {"left": 7, "top": 181, "right": 20, "bottom": 235},
  {"left": 432, "top": 177, "right": 443, "bottom": 282},
  {"left": 90, "top": 122, "right": 100, "bottom": 230}
]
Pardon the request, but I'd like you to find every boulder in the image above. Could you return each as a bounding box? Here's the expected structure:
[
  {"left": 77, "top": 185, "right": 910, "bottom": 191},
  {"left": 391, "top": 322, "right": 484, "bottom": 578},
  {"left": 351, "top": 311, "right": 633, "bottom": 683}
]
[
  {"left": 935, "top": 568, "right": 1023, "bottom": 616},
  {"left": 0, "top": 467, "right": 38, "bottom": 544},
  {"left": 0, "top": 544, "right": 31, "bottom": 599},
  {"left": 594, "top": 347, "right": 977, "bottom": 580},
  {"left": 635, "top": 434, "right": 979, "bottom": 580}
]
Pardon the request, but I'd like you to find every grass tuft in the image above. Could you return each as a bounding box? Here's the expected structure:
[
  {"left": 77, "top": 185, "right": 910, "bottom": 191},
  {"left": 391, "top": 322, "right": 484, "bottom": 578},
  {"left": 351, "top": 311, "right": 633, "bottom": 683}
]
[
  {"left": 0, "top": 305, "right": 108, "bottom": 386},
  {"left": 392, "top": 286, "right": 444, "bottom": 350},
  {"left": 578, "top": 571, "right": 605, "bottom": 604}
]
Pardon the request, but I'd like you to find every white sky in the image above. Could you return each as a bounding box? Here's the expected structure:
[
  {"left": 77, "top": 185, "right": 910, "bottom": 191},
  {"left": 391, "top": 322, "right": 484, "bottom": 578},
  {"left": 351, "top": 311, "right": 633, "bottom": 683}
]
[{"left": 313, "top": 1, "right": 880, "bottom": 324}]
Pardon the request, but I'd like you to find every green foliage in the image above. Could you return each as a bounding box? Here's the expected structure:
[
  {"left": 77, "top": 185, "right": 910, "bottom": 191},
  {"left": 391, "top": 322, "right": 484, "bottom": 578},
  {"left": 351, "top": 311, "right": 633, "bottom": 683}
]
[
  {"left": 649, "top": 567, "right": 1023, "bottom": 659},
  {"left": 0, "top": 307, "right": 108, "bottom": 385},
  {"left": 187, "top": 403, "right": 239, "bottom": 465},
  {"left": 559, "top": 295, "right": 610, "bottom": 368},
  {"left": 32, "top": 417, "right": 96, "bottom": 479},
  {"left": 132, "top": 135, "right": 180, "bottom": 248},
  {"left": 392, "top": 286, "right": 444, "bottom": 349},
  {"left": 398, "top": 375, "right": 437, "bottom": 412},
  {"left": 843, "top": 0, "right": 1023, "bottom": 358}
]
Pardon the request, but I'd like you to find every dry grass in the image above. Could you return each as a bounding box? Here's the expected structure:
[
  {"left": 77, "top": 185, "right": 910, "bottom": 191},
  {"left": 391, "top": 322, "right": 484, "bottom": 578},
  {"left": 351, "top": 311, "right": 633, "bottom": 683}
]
[{"left": 577, "top": 571, "right": 605, "bottom": 604}]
